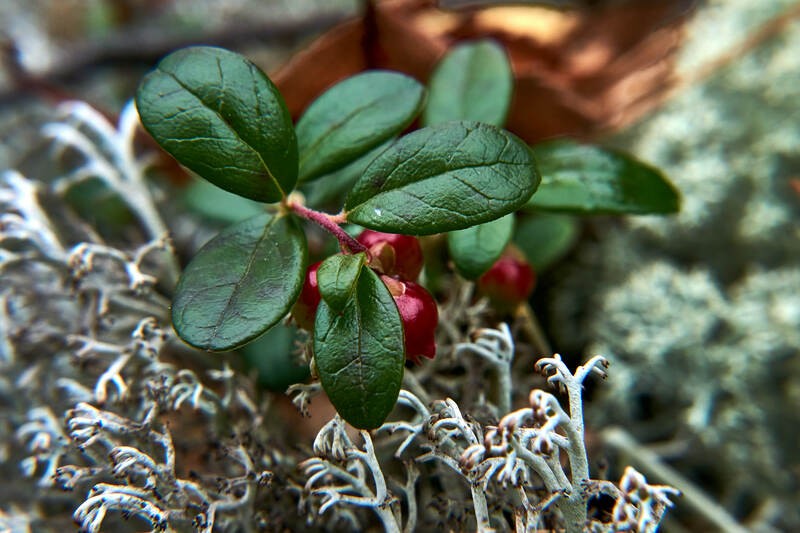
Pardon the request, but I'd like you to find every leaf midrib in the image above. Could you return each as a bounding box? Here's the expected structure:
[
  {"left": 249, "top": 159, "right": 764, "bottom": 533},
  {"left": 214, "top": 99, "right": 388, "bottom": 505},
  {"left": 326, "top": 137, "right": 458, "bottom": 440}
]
[
  {"left": 162, "top": 69, "right": 285, "bottom": 198},
  {"left": 208, "top": 215, "right": 277, "bottom": 343},
  {"left": 354, "top": 287, "right": 367, "bottom": 421},
  {"left": 349, "top": 127, "right": 521, "bottom": 208}
]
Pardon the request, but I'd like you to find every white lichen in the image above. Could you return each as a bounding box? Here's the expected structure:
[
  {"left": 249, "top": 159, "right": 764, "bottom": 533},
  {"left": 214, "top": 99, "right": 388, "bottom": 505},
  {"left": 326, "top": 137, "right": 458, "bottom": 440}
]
[{"left": 301, "top": 325, "right": 679, "bottom": 532}]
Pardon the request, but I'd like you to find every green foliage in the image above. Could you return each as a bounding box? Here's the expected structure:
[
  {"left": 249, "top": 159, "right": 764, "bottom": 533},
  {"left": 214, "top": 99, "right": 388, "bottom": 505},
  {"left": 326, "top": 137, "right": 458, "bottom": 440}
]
[
  {"left": 171, "top": 213, "right": 307, "bottom": 351},
  {"left": 314, "top": 266, "right": 405, "bottom": 429},
  {"left": 514, "top": 213, "right": 579, "bottom": 271},
  {"left": 424, "top": 40, "right": 513, "bottom": 127},
  {"left": 424, "top": 40, "right": 517, "bottom": 279},
  {"left": 297, "top": 71, "right": 425, "bottom": 183},
  {"left": 526, "top": 140, "right": 680, "bottom": 214},
  {"left": 448, "top": 214, "right": 515, "bottom": 279},
  {"left": 345, "top": 122, "right": 539, "bottom": 234},
  {"left": 317, "top": 252, "right": 366, "bottom": 311},
  {"left": 136, "top": 46, "right": 297, "bottom": 202},
  {"left": 303, "top": 140, "right": 393, "bottom": 208},
  {"left": 137, "top": 43, "right": 678, "bottom": 428}
]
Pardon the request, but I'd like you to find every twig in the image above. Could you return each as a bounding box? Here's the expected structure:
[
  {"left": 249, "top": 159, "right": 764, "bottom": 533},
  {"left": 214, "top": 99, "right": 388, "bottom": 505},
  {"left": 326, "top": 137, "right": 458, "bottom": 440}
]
[
  {"left": 516, "top": 303, "right": 552, "bottom": 357},
  {"left": 288, "top": 200, "right": 366, "bottom": 254},
  {"left": 455, "top": 323, "right": 515, "bottom": 414}
]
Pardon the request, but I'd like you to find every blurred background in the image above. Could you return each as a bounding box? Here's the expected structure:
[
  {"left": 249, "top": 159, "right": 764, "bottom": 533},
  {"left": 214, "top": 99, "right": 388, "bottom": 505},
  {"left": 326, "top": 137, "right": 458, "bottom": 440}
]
[{"left": 1, "top": 1, "right": 799, "bottom": 531}]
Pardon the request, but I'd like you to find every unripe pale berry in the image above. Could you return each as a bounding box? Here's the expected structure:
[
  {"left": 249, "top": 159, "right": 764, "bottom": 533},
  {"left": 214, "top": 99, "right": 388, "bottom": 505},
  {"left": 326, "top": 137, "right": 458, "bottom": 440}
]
[
  {"left": 292, "top": 261, "right": 322, "bottom": 331},
  {"left": 357, "top": 229, "right": 424, "bottom": 281},
  {"left": 381, "top": 276, "right": 438, "bottom": 365},
  {"left": 477, "top": 250, "right": 536, "bottom": 312}
]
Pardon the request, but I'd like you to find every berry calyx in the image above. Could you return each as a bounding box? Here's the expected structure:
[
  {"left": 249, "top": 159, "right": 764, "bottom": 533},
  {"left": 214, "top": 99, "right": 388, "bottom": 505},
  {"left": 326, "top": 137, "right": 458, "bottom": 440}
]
[
  {"left": 477, "top": 249, "right": 536, "bottom": 312},
  {"left": 292, "top": 261, "right": 322, "bottom": 331},
  {"left": 357, "top": 230, "right": 424, "bottom": 281},
  {"left": 381, "top": 276, "right": 438, "bottom": 365}
]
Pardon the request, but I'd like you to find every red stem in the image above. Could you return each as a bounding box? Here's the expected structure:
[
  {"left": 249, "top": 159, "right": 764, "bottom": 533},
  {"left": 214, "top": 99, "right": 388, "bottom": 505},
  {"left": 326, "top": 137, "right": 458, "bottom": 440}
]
[{"left": 288, "top": 202, "right": 367, "bottom": 254}]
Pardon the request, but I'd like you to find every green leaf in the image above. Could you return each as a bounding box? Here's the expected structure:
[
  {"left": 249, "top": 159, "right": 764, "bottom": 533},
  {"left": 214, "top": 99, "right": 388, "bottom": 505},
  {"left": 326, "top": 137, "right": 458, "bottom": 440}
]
[
  {"left": 514, "top": 213, "right": 579, "bottom": 271},
  {"left": 525, "top": 140, "right": 680, "bottom": 214},
  {"left": 297, "top": 71, "right": 425, "bottom": 183},
  {"left": 172, "top": 212, "right": 307, "bottom": 351},
  {"left": 317, "top": 252, "right": 367, "bottom": 311},
  {"left": 240, "top": 323, "right": 310, "bottom": 391},
  {"left": 314, "top": 266, "right": 404, "bottom": 429},
  {"left": 303, "top": 140, "right": 394, "bottom": 208},
  {"left": 424, "top": 40, "right": 513, "bottom": 127},
  {"left": 447, "top": 214, "right": 515, "bottom": 279},
  {"left": 136, "top": 46, "right": 298, "bottom": 203},
  {"left": 345, "top": 121, "right": 539, "bottom": 235},
  {"left": 184, "top": 177, "right": 264, "bottom": 223}
]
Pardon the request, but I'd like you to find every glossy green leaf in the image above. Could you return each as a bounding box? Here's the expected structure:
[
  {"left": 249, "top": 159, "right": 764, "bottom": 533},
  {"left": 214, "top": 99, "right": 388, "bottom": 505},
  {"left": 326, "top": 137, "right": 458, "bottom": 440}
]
[
  {"left": 514, "top": 213, "right": 579, "bottom": 271},
  {"left": 172, "top": 212, "right": 307, "bottom": 351},
  {"left": 447, "top": 214, "right": 515, "bottom": 279},
  {"left": 314, "top": 266, "right": 405, "bottom": 429},
  {"left": 296, "top": 71, "right": 425, "bottom": 183},
  {"left": 303, "top": 139, "right": 393, "bottom": 208},
  {"left": 241, "top": 323, "right": 310, "bottom": 391},
  {"left": 345, "top": 121, "right": 539, "bottom": 235},
  {"left": 424, "top": 40, "right": 513, "bottom": 127},
  {"left": 136, "top": 46, "right": 298, "bottom": 203},
  {"left": 317, "top": 252, "right": 366, "bottom": 311},
  {"left": 525, "top": 140, "right": 680, "bottom": 214}
]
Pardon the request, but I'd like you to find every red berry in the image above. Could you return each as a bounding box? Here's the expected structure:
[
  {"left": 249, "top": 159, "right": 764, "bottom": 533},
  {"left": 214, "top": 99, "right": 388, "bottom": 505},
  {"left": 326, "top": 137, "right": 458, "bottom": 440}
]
[
  {"left": 292, "top": 261, "right": 322, "bottom": 331},
  {"left": 477, "top": 251, "right": 536, "bottom": 312},
  {"left": 381, "top": 276, "right": 438, "bottom": 365},
  {"left": 357, "top": 230, "right": 424, "bottom": 281}
]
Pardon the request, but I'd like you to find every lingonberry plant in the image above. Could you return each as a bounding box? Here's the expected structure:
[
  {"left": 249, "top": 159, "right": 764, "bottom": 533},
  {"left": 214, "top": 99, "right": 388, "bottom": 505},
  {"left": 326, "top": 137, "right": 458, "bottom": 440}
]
[
  {"left": 380, "top": 274, "right": 438, "bottom": 365},
  {"left": 429, "top": 41, "right": 680, "bottom": 292},
  {"left": 356, "top": 229, "right": 424, "bottom": 281},
  {"left": 135, "top": 45, "right": 539, "bottom": 429},
  {"left": 135, "top": 41, "right": 679, "bottom": 430}
]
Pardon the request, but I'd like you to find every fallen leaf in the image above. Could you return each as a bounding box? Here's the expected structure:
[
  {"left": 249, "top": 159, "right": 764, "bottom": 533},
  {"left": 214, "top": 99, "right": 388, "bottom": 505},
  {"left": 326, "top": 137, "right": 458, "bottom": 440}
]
[{"left": 272, "top": 0, "right": 695, "bottom": 142}]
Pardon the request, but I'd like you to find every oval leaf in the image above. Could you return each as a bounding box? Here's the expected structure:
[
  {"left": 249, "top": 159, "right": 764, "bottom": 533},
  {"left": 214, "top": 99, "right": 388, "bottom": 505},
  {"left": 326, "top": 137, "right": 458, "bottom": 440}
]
[
  {"left": 297, "top": 71, "right": 425, "bottom": 183},
  {"left": 172, "top": 212, "right": 307, "bottom": 351},
  {"left": 345, "top": 121, "right": 539, "bottom": 235},
  {"left": 314, "top": 266, "right": 405, "bottom": 429},
  {"left": 317, "top": 252, "right": 366, "bottom": 311},
  {"left": 447, "top": 214, "right": 515, "bottom": 280},
  {"left": 424, "top": 40, "right": 513, "bottom": 127},
  {"left": 303, "top": 139, "right": 394, "bottom": 208},
  {"left": 525, "top": 140, "right": 680, "bottom": 214},
  {"left": 514, "top": 213, "right": 579, "bottom": 271},
  {"left": 136, "top": 46, "right": 298, "bottom": 203}
]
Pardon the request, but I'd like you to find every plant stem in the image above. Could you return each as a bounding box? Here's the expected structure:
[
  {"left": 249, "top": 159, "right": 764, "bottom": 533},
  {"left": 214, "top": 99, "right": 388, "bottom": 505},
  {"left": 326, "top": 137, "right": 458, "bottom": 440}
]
[
  {"left": 287, "top": 201, "right": 367, "bottom": 254},
  {"left": 517, "top": 303, "right": 552, "bottom": 356},
  {"left": 470, "top": 484, "right": 492, "bottom": 532}
]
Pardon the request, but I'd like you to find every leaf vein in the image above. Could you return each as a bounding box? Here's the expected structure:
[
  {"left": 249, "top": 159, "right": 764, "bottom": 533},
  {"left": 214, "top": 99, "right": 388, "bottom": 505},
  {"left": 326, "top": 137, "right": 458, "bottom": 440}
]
[
  {"left": 208, "top": 216, "right": 277, "bottom": 343},
  {"left": 160, "top": 69, "right": 285, "bottom": 197}
]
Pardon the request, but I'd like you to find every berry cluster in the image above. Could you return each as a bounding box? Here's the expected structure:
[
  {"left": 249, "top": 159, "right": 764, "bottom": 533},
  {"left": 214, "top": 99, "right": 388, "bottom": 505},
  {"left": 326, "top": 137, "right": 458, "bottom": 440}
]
[{"left": 293, "top": 230, "right": 439, "bottom": 365}]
